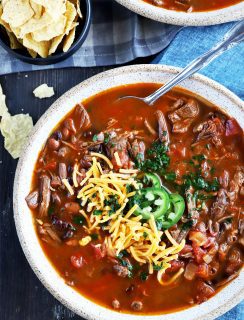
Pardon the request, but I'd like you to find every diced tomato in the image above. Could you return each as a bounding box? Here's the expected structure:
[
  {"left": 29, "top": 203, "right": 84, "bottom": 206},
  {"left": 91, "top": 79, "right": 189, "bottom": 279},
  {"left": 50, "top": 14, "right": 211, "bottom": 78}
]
[
  {"left": 202, "top": 237, "right": 215, "bottom": 249},
  {"left": 166, "top": 260, "right": 184, "bottom": 274},
  {"left": 70, "top": 253, "right": 85, "bottom": 268},
  {"left": 180, "top": 244, "right": 193, "bottom": 255},
  {"left": 170, "top": 144, "right": 186, "bottom": 159},
  {"left": 225, "top": 119, "right": 242, "bottom": 136},
  {"left": 193, "top": 245, "right": 206, "bottom": 264},
  {"left": 196, "top": 263, "right": 209, "bottom": 279},
  {"left": 189, "top": 231, "right": 208, "bottom": 247},
  {"left": 43, "top": 161, "right": 57, "bottom": 170},
  {"left": 91, "top": 244, "right": 106, "bottom": 260}
]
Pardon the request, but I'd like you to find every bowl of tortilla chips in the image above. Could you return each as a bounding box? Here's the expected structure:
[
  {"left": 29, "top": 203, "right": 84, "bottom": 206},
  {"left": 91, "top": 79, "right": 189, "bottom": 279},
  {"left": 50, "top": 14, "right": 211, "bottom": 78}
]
[{"left": 0, "top": 0, "right": 92, "bottom": 65}]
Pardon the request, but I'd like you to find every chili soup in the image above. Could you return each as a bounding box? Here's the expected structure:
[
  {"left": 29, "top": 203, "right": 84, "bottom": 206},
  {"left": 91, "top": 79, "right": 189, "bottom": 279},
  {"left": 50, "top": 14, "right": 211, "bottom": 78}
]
[{"left": 25, "top": 83, "right": 244, "bottom": 314}]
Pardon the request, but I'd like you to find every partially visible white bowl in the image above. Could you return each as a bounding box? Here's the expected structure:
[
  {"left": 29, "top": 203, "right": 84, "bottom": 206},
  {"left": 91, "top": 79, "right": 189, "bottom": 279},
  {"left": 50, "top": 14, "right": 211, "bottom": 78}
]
[
  {"left": 14, "top": 65, "right": 244, "bottom": 320},
  {"left": 115, "top": 0, "right": 244, "bottom": 26}
]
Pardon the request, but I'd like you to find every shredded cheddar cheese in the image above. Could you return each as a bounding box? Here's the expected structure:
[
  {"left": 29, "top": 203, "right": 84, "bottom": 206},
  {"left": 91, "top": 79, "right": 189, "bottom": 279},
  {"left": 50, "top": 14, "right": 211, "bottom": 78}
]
[
  {"left": 62, "top": 178, "right": 74, "bottom": 195},
  {"left": 68, "top": 152, "right": 185, "bottom": 284}
]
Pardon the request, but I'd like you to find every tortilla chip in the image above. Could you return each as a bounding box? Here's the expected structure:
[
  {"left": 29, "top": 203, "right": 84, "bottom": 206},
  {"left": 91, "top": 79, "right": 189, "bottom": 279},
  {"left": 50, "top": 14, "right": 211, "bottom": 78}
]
[
  {"left": 0, "top": 85, "right": 34, "bottom": 159},
  {"left": 48, "top": 34, "right": 63, "bottom": 55},
  {"left": 32, "top": 0, "right": 66, "bottom": 21},
  {"left": 6, "top": 31, "right": 22, "bottom": 49},
  {"left": 63, "top": 26, "right": 76, "bottom": 52},
  {"left": 0, "top": 84, "right": 8, "bottom": 117},
  {"left": 76, "top": 0, "right": 82, "bottom": 18},
  {"left": 0, "top": 5, "right": 12, "bottom": 32},
  {"left": 32, "top": 15, "right": 66, "bottom": 42},
  {"left": 33, "top": 84, "right": 55, "bottom": 98},
  {"left": 0, "top": 113, "right": 33, "bottom": 159},
  {"left": 1, "top": 0, "right": 34, "bottom": 28},
  {"left": 19, "top": 12, "right": 52, "bottom": 38},
  {"left": 64, "top": 1, "right": 76, "bottom": 34},
  {"left": 1, "top": 0, "right": 9, "bottom": 8},
  {"left": 23, "top": 34, "right": 50, "bottom": 58},
  {"left": 48, "top": 5, "right": 78, "bottom": 56},
  {"left": 27, "top": 48, "right": 37, "bottom": 58},
  {"left": 9, "top": 26, "right": 21, "bottom": 38},
  {"left": 30, "top": 0, "right": 43, "bottom": 19}
]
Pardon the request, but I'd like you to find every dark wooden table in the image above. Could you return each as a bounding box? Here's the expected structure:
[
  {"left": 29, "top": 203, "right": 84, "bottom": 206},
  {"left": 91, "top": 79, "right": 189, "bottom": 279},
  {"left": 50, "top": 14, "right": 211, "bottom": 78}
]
[{"left": 0, "top": 56, "right": 155, "bottom": 320}]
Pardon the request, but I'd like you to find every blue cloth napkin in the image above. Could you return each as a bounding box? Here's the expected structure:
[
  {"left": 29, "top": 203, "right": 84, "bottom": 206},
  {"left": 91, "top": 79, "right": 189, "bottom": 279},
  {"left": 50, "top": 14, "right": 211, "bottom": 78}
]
[
  {"left": 0, "top": 0, "right": 180, "bottom": 75},
  {"left": 153, "top": 21, "right": 244, "bottom": 99},
  {"left": 154, "top": 21, "right": 244, "bottom": 319},
  {"left": 216, "top": 301, "right": 244, "bottom": 320}
]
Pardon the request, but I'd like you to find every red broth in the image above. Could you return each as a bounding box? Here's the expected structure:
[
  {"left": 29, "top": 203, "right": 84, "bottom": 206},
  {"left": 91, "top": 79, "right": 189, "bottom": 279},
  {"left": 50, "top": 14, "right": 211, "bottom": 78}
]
[
  {"left": 143, "top": 0, "right": 242, "bottom": 12},
  {"left": 26, "top": 84, "right": 243, "bottom": 314}
]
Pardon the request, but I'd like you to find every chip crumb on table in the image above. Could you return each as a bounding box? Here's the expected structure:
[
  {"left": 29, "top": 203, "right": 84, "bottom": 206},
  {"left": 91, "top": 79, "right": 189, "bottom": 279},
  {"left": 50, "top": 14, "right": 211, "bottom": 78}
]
[
  {"left": 33, "top": 83, "right": 55, "bottom": 99},
  {"left": 0, "top": 84, "right": 33, "bottom": 159}
]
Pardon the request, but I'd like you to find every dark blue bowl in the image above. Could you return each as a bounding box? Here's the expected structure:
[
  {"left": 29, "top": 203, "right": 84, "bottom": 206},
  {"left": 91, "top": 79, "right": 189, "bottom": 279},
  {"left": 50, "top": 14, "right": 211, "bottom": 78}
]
[{"left": 0, "top": 0, "right": 92, "bottom": 65}]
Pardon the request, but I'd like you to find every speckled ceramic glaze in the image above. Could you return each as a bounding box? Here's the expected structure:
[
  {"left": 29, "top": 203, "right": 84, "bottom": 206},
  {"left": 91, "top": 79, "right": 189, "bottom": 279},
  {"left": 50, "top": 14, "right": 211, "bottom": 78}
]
[
  {"left": 115, "top": 0, "right": 244, "bottom": 26},
  {"left": 14, "top": 65, "right": 244, "bottom": 320}
]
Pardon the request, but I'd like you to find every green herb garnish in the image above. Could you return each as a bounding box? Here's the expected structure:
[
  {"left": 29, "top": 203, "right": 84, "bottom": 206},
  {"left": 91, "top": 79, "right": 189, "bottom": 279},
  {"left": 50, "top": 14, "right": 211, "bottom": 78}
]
[
  {"left": 91, "top": 233, "right": 99, "bottom": 240},
  {"left": 140, "top": 271, "right": 149, "bottom": 281},
  {"left": 93, "top": 210, "right": 102, "bottom": 216},
  {"left": 72, "top": 215, "right": 85, "bottom": 225}
]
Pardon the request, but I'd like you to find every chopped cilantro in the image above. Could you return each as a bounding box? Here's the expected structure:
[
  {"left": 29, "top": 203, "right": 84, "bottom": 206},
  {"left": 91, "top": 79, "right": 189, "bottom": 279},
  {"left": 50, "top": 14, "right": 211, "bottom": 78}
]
[
  {"left": 182, "top": 219, "right": 194, "bottom": 231},
  {"left": 92, "top": 134, "right": 98, "bottom": 142},
  {"left": 140, "top": 271, "right": 148, "bottom": 281},
  {"left": 182, "top": 173, "right": 219, "bottom": 192},
  {"left": 104, "top": 195, "right": 120, "bottom": 215},
  {"left": 164, "top": 172, "right": 176, "bottom": 181},
  {"left": 224, "top": 217, "right": 233, "bottom": 224},
  {"left": 117, "top": 253, "right": 133, "bottom": 278},
  {"left": 210, "top": 167, "right": 216, "bottom": 175},
  {"left": 48, "top": 205, "right": 55, "bottom": 216},
  {"left": 104, "top": 133, "right": 110, "bottom": 144},
  {"left": 153, "top": 263, "right": 163, "bottom": 271},
  {"left": 93, "top": 210, "right": 102, "bottom": 216},
  {"left": 126, "top": 184, "right": 133, "bottom": 193},
  {"left": 193, "top": 154, "right": 206, "bottom": 162},
  {"left": 90, "top": 233, "right": 98, "bottom": 240},
  {"left": 205, "top": 144, "right": 211, "bottom": 150},
  {"left": 136, "top": 141, "right": 169, "bottom": 173},
  {"left": 72, "top": 215, "right": 85, "bottom": 225},
  {"left": 143, "top": 231, "right": 148, "bottom": 238}
]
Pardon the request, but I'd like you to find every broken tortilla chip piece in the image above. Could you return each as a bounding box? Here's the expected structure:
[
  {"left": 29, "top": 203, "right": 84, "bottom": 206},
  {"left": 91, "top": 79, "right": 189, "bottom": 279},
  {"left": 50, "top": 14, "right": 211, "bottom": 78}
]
[
  {"left": 32, "top": 15, "right": 66, "bottom": 42},
  {"left": 23, "top": 34, "right": 50, "bottom": 58},
  {"left": 0, "top": 85, "right": 8, "bottom": 117},
  {"left": 1, "top": 0, "right": 34, "bottom": 28},
  {"left": 32, "top": 0, "right": 66, "bottom": 21},
  {"left": 30, "top": 0, "right": 43, "bottom": 19},
  {"left": 27, "top": 48, "right": 38, "bottom": 58},
  {"left": 0, "top": 85, "right": 34, "bottom": 159},
  {"left": 63, "top": 26, "right": 76, "bottom": 52},
  {"left": 6, "top": 31, "right": 23, "bottom": 49},
  {"left": 0, "top": 113, "right": 33, "bottom": 159},
  {"left": 19, "top": 12, "right": 52, "bottom": 38},
  {"left": 64, "top": 1, "right": 77, "bottom": 34}
]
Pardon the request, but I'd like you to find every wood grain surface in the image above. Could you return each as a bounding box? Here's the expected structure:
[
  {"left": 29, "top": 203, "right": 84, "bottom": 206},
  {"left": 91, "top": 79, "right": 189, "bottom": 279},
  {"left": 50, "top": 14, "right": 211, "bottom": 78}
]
[{"left": 0, "top": 57, "right": 155, "bottom": 320}]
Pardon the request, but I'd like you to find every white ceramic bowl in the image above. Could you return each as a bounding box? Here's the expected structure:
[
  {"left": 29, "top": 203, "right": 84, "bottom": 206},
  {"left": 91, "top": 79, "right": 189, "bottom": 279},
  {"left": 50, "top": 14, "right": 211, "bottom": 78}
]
[
  {"left": 115, "top": 0, "right": 244, "bottom": 26},
  {"left": 14, "top": 65, "right": 244, "bottom": 320}
]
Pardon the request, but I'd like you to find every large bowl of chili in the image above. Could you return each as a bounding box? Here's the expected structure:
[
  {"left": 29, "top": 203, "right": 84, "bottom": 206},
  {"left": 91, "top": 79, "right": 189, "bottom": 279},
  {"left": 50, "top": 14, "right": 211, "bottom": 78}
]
[
  {"left": 114, "top": 0, "right": 244, "bottom": 26},
  {"left": 14, "top": 65, "right": 243, "bottom": 320}
]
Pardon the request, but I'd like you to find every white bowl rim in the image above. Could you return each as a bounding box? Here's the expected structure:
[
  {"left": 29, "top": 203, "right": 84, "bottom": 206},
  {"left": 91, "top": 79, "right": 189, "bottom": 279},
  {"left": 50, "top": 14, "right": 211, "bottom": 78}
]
[
  {"left": 115, "top": 0, "right": 244, "bottom": 26},
  {"left": 13, "top": 64, "right": 244, "bottom": 320}
]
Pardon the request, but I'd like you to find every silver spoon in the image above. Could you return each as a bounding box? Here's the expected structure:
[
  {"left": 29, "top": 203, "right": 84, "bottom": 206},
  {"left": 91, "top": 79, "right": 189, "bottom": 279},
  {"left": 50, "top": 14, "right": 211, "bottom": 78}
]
[{"left": 119, "top": 20, "right": 244, "bottom": 106}]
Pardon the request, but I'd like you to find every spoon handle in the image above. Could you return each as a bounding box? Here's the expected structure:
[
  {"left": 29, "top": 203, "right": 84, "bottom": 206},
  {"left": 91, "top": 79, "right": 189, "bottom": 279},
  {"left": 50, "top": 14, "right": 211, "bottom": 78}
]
[{"left": 146, "top": 20, "right": 244, "bottom": 105}]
